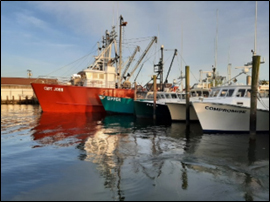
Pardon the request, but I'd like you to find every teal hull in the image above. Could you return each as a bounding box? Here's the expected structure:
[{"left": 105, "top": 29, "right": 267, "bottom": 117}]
[
  {"left": 99, "top": 95, "right": 134, "bottom": 114},
  {"left": 134, "top": 100, "right": 171, "bottom": 121}
]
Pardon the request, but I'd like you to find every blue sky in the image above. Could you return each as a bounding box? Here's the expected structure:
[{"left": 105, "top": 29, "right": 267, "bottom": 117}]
[{"left": 1, "top": 1, "right": 269, "bottom": 86}]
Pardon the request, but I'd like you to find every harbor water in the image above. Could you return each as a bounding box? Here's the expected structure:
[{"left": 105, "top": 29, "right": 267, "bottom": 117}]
[{"left": 1, "top": 104, "right": 269, "bottom": 201}]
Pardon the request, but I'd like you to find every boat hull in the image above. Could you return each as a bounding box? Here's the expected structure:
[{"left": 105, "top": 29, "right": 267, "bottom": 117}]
[
  {"left": 31, "top": 83, "right": 134, "bottom": 113},
  {"left": 166, "top": 102, "right": 198, "bottom": 121},
  {"left": 192, "top": 102, "right": 269, "bottom": 133},
  {"left": 99, "top": 95, "right": 134, "bottom": 114},
  {"left": 134, "top": 100, "right": 171, "bottom": 120}
]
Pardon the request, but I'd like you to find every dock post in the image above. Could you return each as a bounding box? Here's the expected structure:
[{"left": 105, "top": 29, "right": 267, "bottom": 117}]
[
  {"left": 134, "top": 82, "right": 137, "bottom": 101},
  {"left": 249, "top": 55, "right": 260, "bottom": 141},
  {"left": 153, "top": 75, "right": 157, "bottom": 120},
  {"left": 185, "top": 66, "right": 190, "bottom": 131},
  {"left": 12, "top": 96, "right": 15, "bottom": 104},
  {"left": 6, "top": 96, "right": 9, "bottom": 104}
]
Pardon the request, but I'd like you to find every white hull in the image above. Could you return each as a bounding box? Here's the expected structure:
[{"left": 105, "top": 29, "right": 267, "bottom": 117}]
[
  {"left": 192, "top": 102, "right": 269, "bottom": 133},
  {"left": 166, "top": 102, "right": 198, "bottom": 121}
]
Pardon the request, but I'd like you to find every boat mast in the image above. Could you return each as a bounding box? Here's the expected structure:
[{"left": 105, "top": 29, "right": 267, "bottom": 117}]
[
  {"left": 253, "top": 1, "right": 257, "bottom": 56},
  {"left": 213, "top": 9, "right": 218, "bottom": 87},
  {"left": 180, "top": 25, "right": 183, "bottom": 92},
  {"left": 118, "top": 15, "right": 127, "bottom": 88}
]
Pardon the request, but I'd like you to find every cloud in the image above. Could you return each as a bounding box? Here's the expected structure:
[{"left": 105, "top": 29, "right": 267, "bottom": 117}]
[{"left": 15, "top": 12, "right": 50, "bottom": 30}]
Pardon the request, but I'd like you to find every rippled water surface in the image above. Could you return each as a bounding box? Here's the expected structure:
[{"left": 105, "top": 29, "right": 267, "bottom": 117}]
[{"left": 1, "top": 104, "right": 269, "bottom": 201}]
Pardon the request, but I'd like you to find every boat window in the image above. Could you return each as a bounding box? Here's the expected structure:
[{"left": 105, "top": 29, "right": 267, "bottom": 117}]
[
  {"left": 191, "top": 91, "right": 198, "bottom": 97},
  {"left": 245, "top": 89, "right": 251, "bottom": 97},
  {"left": 236, "top": 89, "right": 246, "bottom": 97},
  {"left": 259, "top": 89, "right": 269, "bottom": 98},
  {"left": 181, "top": 94, "right": 186, "bottom": 99},
  {"left": 203, "top": 91, "right": 209, "bottom": 97},
  {"left": 210, "top": 89, "right": 220, "bottom": 97},
  {"left": 177, "top": 94, "right": 183, "bottom": 99},
  {"left": 165, "top": 94, "right": 171, "bottom": 99},
  {"left": 220, "top": 89, "right": 228, "bottom": 97},
  {"left": 99, "top": 74, "right": 104, "bottom": 79},
  {"left": 171, "top": 94, "right": 178, "bottom": 99},
  {"left": 160, "top": 94, "right": 165, "bottom": 99},
  {"left": 197, "top": 91, "right": 202, "bottom": 96},
  {"left": 86, "top": 72, "right": 92, "bottom": 79},
  {"left": 226, "top": 89, "right": 234, "bottom": 97},
  {"left": 93, "top": 73, "right": 98, "bottom": 79},
  {"left": 156, "top": 94, "right": 161, "bottom": 99}
]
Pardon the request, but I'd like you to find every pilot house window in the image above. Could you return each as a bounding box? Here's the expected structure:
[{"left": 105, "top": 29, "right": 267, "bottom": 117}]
[
  {"left": 93, "top": 73, "right": 98, "bottom": 79},
  {"left": 236, "top": 89, "right": 246, "bottom": 97}
]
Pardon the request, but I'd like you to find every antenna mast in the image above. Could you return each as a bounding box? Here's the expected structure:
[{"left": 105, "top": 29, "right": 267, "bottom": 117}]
[
  {"left": 213, "top": 9, "right": 218, "bottom": 87},
  {"left": 254, "top": 1, "right": 257, "bottom": 56},
  {"left": 180, "top": 25, "right": 183, "bottom": 91}
]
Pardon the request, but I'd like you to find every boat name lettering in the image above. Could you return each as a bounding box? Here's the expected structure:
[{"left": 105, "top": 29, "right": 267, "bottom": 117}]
[
  {"left": 205, "top": 106, "right": 246, "bottom": 113},
  {"left": 44, "top": 87, "right": 64, "bottom": 92},
  {"left": 54, "top": 88, "right": 64, "bottom": 92},
  {"left": 44, "top": 87, "right": 53, "bottom": 91},
  {"left": 107, "top": 97, "right": 121, "bottom": 102},
  {"left": 146, "top": 103, "right": 158, "bottom": 107}
]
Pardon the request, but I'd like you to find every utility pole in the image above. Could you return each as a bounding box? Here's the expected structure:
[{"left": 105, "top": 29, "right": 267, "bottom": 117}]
[{"left": 27, "top": 70, "right": 32, "bottom": 78}]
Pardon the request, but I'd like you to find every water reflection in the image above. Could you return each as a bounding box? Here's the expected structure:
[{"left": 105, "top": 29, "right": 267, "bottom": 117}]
[
  {"left": 29, "top": 112, "right": 269, "bottom": 201},
  {"left": 1, "top": 105, "right": 41, "bottom": 135},
  {"left": 32, "top": 112, "right": 106, "bottom": 147},
  {"left": 82, "top": 118, "right": 205, "bottom": 200}
]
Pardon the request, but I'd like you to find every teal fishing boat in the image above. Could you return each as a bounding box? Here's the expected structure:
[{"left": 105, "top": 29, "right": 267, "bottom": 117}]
[{"left": 99, "top": 95, "right": 134, "bottom": 114}]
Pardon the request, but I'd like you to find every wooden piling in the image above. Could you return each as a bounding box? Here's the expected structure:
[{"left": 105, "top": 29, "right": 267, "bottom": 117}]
[
  {"left": 185, "top": 66, "right": 190, "bottom": 130},
  {"left": 249, "top": 55, "right": 260, "bottom": 140},
  {"left": 153, "top": 75, "right": 157, "bottom": 120},
  {"left": 134, "top": 82, "right": 137, "bottom": 101}
]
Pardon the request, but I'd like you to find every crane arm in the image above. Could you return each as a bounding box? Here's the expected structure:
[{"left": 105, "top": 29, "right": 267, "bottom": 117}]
[
  {"left": 164, "top": 49, "right": 177, "bottom": 84},
  {"left": 121, "top": 46, "right": 140, "bottom": 81},
  {"left": 126, "top": 36, "right": 157, "bottom": 81}
]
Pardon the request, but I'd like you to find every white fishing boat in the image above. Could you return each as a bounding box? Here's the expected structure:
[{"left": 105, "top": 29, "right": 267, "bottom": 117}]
[
  {"left": 192, "top": 1, "right": 269, "bottom": 133},
  {"left": 192, "top": 84, "right": 269, "bottom": 133},
  {"left": 166, "top": 80, "right": 211, "bottom": 121}
]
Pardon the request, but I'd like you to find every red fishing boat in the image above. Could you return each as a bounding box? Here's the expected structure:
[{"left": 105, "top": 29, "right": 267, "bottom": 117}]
[{"left": 31, "top": 16, "right": 138, "bottom": 113}]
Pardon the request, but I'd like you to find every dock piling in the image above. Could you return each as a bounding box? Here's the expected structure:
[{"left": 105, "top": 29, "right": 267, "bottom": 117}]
[
  {"left": 185, "top": 66, "right": 190, "bottom": 131},
  {"left": 249, "top": 55, "right": 261, "bottom": 140},
  {"left": 134, "top": 82, "right": 137, "bottom": 101},
  {"left": 153, "top": 75, "right": 157, "bottom": 120}
]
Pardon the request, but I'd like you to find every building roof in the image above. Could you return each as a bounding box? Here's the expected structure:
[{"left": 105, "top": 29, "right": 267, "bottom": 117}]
[{"left": 1, "top": 77, "right": 58, "bottom": 85}]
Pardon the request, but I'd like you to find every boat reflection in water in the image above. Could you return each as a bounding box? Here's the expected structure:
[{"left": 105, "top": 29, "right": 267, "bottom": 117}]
[
  {"left": 32, "top": 112, "right": 106, "bottom": 147},
  {"left": 82, "top": 118, "right": 203, "bottom": 200},
  {"left": 31, "top": 113, "right": 268, "bottom": 201}
]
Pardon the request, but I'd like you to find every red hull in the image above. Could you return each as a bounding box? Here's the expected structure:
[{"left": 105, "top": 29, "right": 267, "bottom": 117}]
[{"left": 31, "top": 83, "right": 134, "bottom": 113}]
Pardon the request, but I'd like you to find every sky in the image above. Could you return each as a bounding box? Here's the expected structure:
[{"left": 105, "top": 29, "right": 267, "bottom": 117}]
[{"left": 1, "top": 1, "right": 269, "bottom": 86}]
